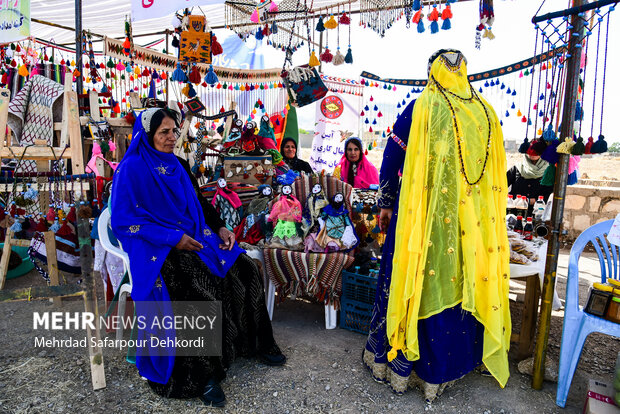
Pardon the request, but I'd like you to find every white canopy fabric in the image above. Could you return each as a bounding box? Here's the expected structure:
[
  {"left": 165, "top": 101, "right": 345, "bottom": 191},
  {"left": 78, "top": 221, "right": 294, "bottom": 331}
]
[{"left": 31, "top": 0, "right": 349, "bottom": 46}]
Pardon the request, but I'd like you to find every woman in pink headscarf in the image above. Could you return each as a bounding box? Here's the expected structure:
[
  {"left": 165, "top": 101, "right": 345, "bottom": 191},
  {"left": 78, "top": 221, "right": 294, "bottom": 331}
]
[{"left": 337, "top": 137, "right": 379, "bottom": 189}]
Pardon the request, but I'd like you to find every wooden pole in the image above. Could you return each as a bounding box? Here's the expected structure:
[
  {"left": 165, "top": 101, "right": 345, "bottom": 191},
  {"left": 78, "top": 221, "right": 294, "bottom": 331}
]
[
  {"left": 74, "top": 0, "right": 84, "bottom": 98},
  {"left": 531, "top": 0, "right": 585, "bottom": 389}
]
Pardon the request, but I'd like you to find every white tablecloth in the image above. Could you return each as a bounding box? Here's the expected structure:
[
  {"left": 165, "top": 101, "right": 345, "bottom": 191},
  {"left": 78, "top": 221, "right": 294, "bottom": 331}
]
[{"left": 509, "top": 241, "right": 563, "bottom": 310}]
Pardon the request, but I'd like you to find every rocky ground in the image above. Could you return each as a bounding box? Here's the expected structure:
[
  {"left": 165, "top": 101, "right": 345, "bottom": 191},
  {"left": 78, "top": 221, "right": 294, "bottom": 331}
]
[{"left": 0, "top": 248, "right": 619, "bottom": 414}]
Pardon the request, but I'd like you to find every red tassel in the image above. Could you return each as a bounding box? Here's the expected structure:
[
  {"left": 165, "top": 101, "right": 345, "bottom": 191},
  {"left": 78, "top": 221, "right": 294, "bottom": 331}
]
[
  {"left": 1, "top": 72, "right": 7, "bottom": 85},
  {"left": 56, "top": 222, "right": 73, "bottom": 237},
  {"left": 188, "top": 66, "right": 201, "bottom": 84},
  {"left": 47, "top": 207, "right": 55, "bottom": 223},
  {"left": 10, "top": 204, "right": 16, "bottom": 217},
  {"left": 0, "top": 207, "right": 5, "bottom": 221},
  {"left": 113, "top": 103, "right": 121, "bottom": 113},
  {"left": 412, "top": 10, "right": 423, "bottom": 24},
  {"left": 521, "top": 116, "right": 527, "bottom": 123},
  {"left": 36, "top": 218, "right": 47, "bottom": 232},
  {"left": 339, "top": 13, "right": 351, "bottom": 25},
  {"left": 428, "top": 7, "right": 439, "bottom": 21},
  {"left": 211, "top": 35, "right": 223, "bottom": 55},
  {"left": 66, "top": 206, "right": 77, "bottom": 222},
  {"left": 441, "top": 5, "right": 453, "bottom": 19},
  {"left": 320, "top": 48, "right": 333, "bottom": 63}
]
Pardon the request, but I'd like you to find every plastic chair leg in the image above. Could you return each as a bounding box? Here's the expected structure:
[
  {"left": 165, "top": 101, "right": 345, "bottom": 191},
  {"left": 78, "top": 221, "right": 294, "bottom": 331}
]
[
  {"left": 556, "top": 321, "right": 591, "bottom": 407},
  {"left": 266, "top": 280, "right": 275, "bottom": 321},
  {"left": 325, "top": 303, "right": 337, "bottom": 330},
  {"left": 116, "top": 291, "right": 127, "bottom": 342}
]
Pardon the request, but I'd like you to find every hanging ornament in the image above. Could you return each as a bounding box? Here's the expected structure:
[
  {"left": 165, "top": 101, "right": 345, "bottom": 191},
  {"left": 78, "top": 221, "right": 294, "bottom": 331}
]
[
  {"left": 316, "top": 16, "right": 325, "bottom": 32},
  {"left": 324, "top": 15, "right": 338, "bottom": 29}
]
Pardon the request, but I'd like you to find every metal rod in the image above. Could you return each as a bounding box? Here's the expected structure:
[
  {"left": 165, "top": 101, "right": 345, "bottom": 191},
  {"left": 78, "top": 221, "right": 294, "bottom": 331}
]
[
  {"left": 75, "top": 0, "right": 84, "bottom": 99},
  {"left": 532, "top": 0, "right": 618, "bottom": 24},
  {"left": 531, "top": 0, "right": 585, "bottom": 390},
  {"left": 165, "top": 29, "right": 170, "bottom": 103}
]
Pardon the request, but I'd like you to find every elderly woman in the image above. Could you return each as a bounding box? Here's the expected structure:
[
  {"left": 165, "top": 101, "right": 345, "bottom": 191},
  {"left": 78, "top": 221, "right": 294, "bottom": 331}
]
[
  {"left": 280, "top": 137, "right": 313, "bottom": 174},
  {"left": 110, "top": 108, "right": 285, "bottom": 408},
  {"left": 336, "top": 137, "right": 379, "bottom": 189}
]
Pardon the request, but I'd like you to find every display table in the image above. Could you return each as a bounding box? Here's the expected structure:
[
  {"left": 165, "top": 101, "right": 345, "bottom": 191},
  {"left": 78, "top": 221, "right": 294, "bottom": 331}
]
[{"left": 509, "top": 241, "right": 562, "bottom": 358}]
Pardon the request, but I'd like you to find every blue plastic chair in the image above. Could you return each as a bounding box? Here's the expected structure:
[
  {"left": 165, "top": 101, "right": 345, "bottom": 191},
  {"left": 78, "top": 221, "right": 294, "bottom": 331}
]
[{"left": 556, "top": 219, "right": 620, "bottom": 407}]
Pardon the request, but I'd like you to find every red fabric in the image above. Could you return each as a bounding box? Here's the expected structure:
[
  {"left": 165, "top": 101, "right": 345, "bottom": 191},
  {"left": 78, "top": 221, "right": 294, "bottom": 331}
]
[{"left": 212, "top": 186, "right": 242, "bottom": 209}]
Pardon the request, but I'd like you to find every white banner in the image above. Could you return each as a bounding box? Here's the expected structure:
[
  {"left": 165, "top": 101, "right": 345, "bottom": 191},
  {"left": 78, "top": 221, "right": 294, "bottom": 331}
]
[
  {"left": 132, "top": 0, "right": 222, "bottom": 22},
  {"left": 0, "top": 0, "right": 30, "bottom": 43},
  {"left": 310, "top": 92, "right": 361, "bottom": 173}
]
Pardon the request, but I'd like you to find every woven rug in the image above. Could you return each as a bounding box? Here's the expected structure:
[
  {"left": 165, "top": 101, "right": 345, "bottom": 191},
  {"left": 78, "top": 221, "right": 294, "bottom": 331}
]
[
  {"left": 263, "top": 247, "right": 354, "bottom": 310},
  {"left": 7, "top": 75, "right": 64, "bottom": 173}
]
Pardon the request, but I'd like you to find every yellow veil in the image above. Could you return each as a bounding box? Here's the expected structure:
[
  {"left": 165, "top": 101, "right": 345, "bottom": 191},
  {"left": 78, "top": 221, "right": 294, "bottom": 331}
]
[{"left": 385, "top": 52, "right": 511, "bottom": 387}]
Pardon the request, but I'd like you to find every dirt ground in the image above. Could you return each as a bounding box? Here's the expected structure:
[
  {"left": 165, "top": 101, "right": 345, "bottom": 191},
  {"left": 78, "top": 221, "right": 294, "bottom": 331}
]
[{"left": 0, "top": 248, "right": 618, "bottom": 414}]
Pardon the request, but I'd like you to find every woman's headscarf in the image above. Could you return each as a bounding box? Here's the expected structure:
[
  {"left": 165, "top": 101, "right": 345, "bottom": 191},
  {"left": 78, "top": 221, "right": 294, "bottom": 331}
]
[
  {"left": 110, "top": 108, "right": 243, "bottom": 383},
  {"left": 336, "top": 137, "right": 379, "bottom": 189},
  {"left": 280, "top": 137, "right": 314, "bottom": 174},
  {"left": 517, "top": 140, "right": 548, "bottom": 179}
]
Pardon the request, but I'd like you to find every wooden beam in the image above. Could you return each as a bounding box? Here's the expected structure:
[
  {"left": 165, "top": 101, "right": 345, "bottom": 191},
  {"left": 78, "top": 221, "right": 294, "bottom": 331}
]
[
  {"left": 0, "top": 230, "right": 14, "bottom": 290},
  {"left": 0, "top": 146, "right": 73, "bottom": 159},
  {"left": 44, "top": 231, "right": 61, "bottom": 306},
  {"left": 65, "top": 90, "right": 85, "bottom": 174}
]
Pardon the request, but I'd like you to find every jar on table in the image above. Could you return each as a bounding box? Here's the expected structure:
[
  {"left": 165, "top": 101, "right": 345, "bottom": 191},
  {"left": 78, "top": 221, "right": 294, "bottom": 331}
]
[{"left": 604, "top": 289, "right": 620, "bottom": 324}]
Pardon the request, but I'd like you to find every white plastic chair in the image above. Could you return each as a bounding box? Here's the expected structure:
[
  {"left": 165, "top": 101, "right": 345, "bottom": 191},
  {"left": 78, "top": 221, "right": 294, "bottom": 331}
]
[
  {"left": 97, "top": 208, "right": 133, "bottom": 341},
  {"left": 244, "top": 249, "right": 337, "bottom": 329}
]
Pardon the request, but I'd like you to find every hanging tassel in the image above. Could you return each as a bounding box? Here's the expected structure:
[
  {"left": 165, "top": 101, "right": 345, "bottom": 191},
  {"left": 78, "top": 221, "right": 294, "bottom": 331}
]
[
  {"left": 255, "top": 27, "right": 264, "bottom": 40},
  {"left": 344, "top": 47, "right": 353, "bottom": 64},
  {"left": 428, "top": 6, "right": 439, "bottom": 21},
  {"left": 333, "top": 49, "right": 345, "bottom": 65},
  {"left": 540, "top": 165, "right": 556, "bottom": 186},
  {"left": 575, "top": 100, "right": 583, "bottom": 121},
  {"left": 567, "top": 170, "right": 578, "bottom": 185},
  {"left": 324, "top": 15, "right": 338, "bottom": 29},
  {"left": 584, "top": 136, "right": 594, "bottom": 154},
  {"left": 50, "top": 219, "right": 61, "bottom": 233},
  {"left": 18, "top": 64, "right": 29, "bottom": 77},
  {"left": 571, "top": 137, "right": 585, "bottom": 155},
  {"left": 211, "top": 35, "right": 223, "bottom": 55},
  {"left": 78, "top": 202, "right": 92, "bottom": 219},
  {"left": 271, "top": 20, "right": 278, "bottom": 34},
  {"left": 412, "top": 10, "right": 423, "bottom": 24},
  {"left": 430, "top": 20, "right": 439, "bottom": 34},
  {"left": 205, "top": 65, "right": 218, "bottom": 85},
  {"left": 441, "top": 4, "right": 453, "bottom": 19},
  {"left": 542, "top": 124, "right": 556, "bottom": 141},
  {"left": 556, "top": 137, "right": 576, "bottom": 154},
  {"left": 56, "top": 221, "right": 72, "bottom": 237},
  {"left": 339, "top": 13, "right": 351, "bottom": 24},
  {"left": 187, "top": 83, "right": 197, "bottom": 98},
  {"left": 91, "top": 201, "right": 101, "bottom": 218},
  {"left": 541, "top": 139, "right": 561, "bottom": 164},
  {"left": 171, "top": 36, "right": 180, "bottom": 48},
  {"left": 591, "top": 134, "right": 608, "bottom": 154},
  {"left": 269, "top": 1, "right": 278, "bottom": 12},
  {"left": 182, "top": 83, "right": 190, "bottom": 97},
  {"left": 518, "top": 138, "right": 530, "bottom": 154},
  {"left": 316, "top": 16, "right": 325, "bottom": 32},
  {"left": 320, "top": 48, "right": 333, "bottom": 63},
  {"left": 188, "top": 65, "right": 201, "bottom": 84},
  {"left": 441, "top": 17, "right": 451, "bottom": 30},
  {"left": 171, "top": 63, "right": 188, "bottom": 82},
  {"left": 309, "top": 51, "right": 320, "bottom": 67},
  {"left": 250, "top": 8, "right": 259, "bottom": 23},
  {"left": 417, "top": 19, "right": 425, "bottom": 33},
  {"left": 10, "top": 220, "right": 22, "bottom": 233},
  {"left": 413, "top": 0, "right": 421, "bottom": 11},
  {"left": 36, "top": 218, "right": 48, "bottom": 232}
]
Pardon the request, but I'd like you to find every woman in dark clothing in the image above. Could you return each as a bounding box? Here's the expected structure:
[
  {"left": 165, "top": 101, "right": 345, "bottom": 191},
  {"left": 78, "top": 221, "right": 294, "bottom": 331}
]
[
  {"left": 111, "top": 108, "right": 285, "bottom": 408},
  {"left": 507, "top": 139, "right": 553, "bottom": 214},
  {"left": 280, "top": 137, "right": 313, "bottom": 174}
]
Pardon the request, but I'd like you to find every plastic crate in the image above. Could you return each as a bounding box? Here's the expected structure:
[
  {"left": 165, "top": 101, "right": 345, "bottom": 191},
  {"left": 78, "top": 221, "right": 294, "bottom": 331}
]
[
  {"left": 339, "top": 297, "right": 373, "bottom": 334},
  {"left": 342, "top": 270, "right": 378, "bottom": 304}
]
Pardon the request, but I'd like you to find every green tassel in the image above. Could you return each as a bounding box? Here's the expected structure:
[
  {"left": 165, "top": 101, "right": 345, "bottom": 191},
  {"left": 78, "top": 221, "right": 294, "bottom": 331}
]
[
  {"left": 571, "top": 137, "right": 585, "bottom": 155},
  {"left": 540, "top": 164, "right": 556, "bottom": 186}
]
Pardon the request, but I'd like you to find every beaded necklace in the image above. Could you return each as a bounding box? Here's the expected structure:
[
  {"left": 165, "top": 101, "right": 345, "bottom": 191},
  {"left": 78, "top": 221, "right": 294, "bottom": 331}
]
[{"left": 430, "top": 75, "right": 492, "bottom": 186}]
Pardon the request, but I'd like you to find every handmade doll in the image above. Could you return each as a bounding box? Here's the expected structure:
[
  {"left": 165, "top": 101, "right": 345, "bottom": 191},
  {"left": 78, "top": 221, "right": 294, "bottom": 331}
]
[
  {"left": 211, "top": 177, "right": 243, "bottom": 230},
  {"left": 305, "top": 192, "right": 359, "bottom": 253},
  {"left": 256, "top": 114, "right": 277, "bottom": 151},
  {"left": 222, "top": 118, "right": 243, "bottom": 154},
  {"left": 240, "top": 120, "right": 259, "bottom": 154},
  {"left": 234, "top": 184, "right": 274, "bottom": 244},
  {"left": 302, "top": 183, "right": 328, "bottom": 236},
  {"left": 268, "top": 183, "right": 303, "bottom": 249}
]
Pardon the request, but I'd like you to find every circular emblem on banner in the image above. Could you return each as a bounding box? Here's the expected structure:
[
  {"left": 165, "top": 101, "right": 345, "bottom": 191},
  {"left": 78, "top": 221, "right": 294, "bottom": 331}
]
[{"left": 321, "top": 96, "right": 344, "bottom": 119}]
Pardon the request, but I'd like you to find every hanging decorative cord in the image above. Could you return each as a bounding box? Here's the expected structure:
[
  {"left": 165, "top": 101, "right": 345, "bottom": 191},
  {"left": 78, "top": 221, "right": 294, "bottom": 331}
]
[
  {"left": 576, "top": 21, "right": 591, "bottom": 140},
  {"left": 598, "top": 10, "right": 610, "bottom": 136},
  {"left": 589, "top": 9, "right": 602, "bottom": 140},
  {"left": 524, "top": 29, "right": 539, "bottom": 141}
]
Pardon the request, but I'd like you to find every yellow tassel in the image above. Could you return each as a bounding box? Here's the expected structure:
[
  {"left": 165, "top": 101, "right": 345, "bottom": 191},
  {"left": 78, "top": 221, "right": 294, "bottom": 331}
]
[
  {"left": 556, "top": 137, "right": 576, "bottom": 154},
  {"left": 537, "top": 128, "right": 543, "bottom": 136},
  {"left": 517, "top": 110, "right": 522, "bottom": 117},
  {"left": 199, "top": 165, "right": 206, "bottom": 173},
  {"left": 18, "top": 64, "right": 29, "bottom": 77},
  {"left": 324, "top": 15, "right": 338, "bottom": 29},
  {"left": 181, "top": 84, "right": 190, "bottom": 97},
  {"left": 309, "top": 51, "right": 320, "bottom": 67},
  {"left": 333, "top": 165, "right": 341, "bottom": 180},
  {"left": 134, "top": 66, "right": 141, "bottom": 75}
]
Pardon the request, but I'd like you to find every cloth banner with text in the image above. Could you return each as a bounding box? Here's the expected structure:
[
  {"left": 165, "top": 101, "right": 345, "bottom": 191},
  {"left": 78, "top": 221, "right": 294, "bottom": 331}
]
[
  {"left": 310, "top": 79, "right": 362, "bottom": 173},
  {"left": 0, "top": 0, "right": 30, "bottom": 43},
  {"left": 132, "top": 0, "right": 222, "bottom": 22}
]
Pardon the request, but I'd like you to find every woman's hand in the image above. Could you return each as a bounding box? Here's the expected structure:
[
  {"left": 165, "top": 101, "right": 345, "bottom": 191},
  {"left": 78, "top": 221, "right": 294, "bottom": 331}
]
[
  {"left": 175, "top": 234, "right": 203, "bottom": 251},
  {"left": 379, "top": 208, "right": 393, "bottom": 233},
  {"left": 218, "top": 227, "right": 236, "bottom": 251}
]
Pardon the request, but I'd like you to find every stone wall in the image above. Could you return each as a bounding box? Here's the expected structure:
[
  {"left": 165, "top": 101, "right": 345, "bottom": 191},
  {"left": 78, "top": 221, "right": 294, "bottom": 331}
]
[{"left": 563, "top": 185, "right": 620, "bottom": 240}]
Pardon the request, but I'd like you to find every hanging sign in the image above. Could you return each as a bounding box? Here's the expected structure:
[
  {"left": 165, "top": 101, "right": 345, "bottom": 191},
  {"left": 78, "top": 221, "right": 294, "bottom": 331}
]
[
  {"left": 131, "top": 0, "right": 222, "bottom": 22},
  {"left": 310, "top": 89, "right": 361, "bottom": 173},
  {"left": 0, "top": 0, "right": 30, "bottom": 43}
]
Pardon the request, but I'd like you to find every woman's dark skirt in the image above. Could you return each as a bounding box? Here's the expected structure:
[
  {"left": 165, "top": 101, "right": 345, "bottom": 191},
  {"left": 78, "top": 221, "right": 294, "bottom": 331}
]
[{"left": 148, "top": 250, "right": 281, "bottom": 398}]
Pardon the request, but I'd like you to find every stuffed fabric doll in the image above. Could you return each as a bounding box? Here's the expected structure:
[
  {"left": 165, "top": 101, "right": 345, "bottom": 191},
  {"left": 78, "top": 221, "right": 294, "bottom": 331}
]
[
  {"left": 256, "top": 114, "right": 278, "bottom": 151},
  {"left": 268, "top": 184, "right": 303, "bottom": 249},
  {"left": 211, "top": 177, "right": 243, "bottom": 230},
  {"left": 305, "top": 192, "right": 359, "bottom": 252},
  {"left": 240, "top": 120, "right": 259, "bottom": 154},
  {"left": 222, "top": 118, "right": 243, "bottom": 155},
  {"left": 234, "top": 184, "right": 273, "bottom": 244},
  {"left": 302, "top": 183, "right": 328, "bottom": 237}
]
